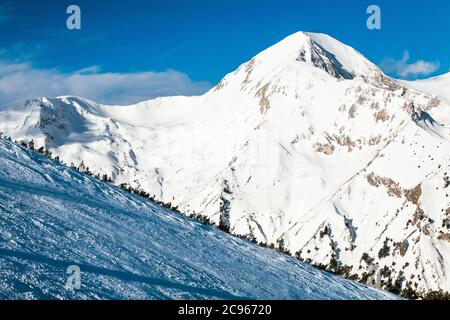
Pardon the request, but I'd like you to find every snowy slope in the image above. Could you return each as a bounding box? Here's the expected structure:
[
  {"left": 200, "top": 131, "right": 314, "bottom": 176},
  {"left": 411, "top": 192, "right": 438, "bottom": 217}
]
[
  {"left": 1, "top": 32, "right": 449, "bottom": 296},
  {"left": 401, "top": 73, "right": 450, "bottom": 104},
  {"left": 0, "top": 139, "right": 398, "bottom": 300}
]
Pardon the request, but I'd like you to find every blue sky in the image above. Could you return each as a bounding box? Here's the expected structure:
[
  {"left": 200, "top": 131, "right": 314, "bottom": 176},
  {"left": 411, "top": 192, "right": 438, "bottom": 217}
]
[{"left": 0, "top": 0, "right": 449, "bottom": 105}]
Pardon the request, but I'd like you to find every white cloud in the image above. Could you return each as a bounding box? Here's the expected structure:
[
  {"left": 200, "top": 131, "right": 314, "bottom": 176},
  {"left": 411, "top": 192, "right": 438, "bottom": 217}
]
[
  {"left": 380, "top": 51, "right": 440, "bottom": 79},
  {"left": 0, "top": 60, "right": 211, "bottom": 108}
]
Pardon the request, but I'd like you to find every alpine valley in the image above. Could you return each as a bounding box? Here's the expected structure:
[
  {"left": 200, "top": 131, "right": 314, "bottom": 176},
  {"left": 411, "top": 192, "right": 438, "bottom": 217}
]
[{"left": 1, "top": 32, "right": 450, "bottom": 298}]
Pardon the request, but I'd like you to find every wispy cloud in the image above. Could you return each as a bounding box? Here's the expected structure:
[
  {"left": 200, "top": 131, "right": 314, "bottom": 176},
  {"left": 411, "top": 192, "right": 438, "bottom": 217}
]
[
  {"left": 380, "top": 51, "right": 440, "bottom": 79},
  {"left": 0, "top": 59, "right": 211, "bottom": 107}
]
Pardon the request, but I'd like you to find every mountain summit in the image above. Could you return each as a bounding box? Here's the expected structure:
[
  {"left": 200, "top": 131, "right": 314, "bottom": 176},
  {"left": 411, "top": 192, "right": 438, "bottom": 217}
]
[
  {"left": 1, "top": 32, "right": 449, "bottom": 297},
  {"left": 239, "top": 32, "right": 380, "bottom": 81}
]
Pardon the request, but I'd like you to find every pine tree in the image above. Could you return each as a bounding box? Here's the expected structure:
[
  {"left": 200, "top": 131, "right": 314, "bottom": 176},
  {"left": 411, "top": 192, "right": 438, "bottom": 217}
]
[
  {"left": 78, "top": 161, "right": 86, "bottom": 172},
  {"left": 27, "top": 140, "right": 35, "bottom": 150}
]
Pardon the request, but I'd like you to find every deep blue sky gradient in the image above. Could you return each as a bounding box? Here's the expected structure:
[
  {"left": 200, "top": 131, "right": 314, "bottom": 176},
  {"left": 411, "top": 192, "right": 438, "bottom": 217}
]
[{"left": 0, "top": 0, "right": 449, "bottom": 84}]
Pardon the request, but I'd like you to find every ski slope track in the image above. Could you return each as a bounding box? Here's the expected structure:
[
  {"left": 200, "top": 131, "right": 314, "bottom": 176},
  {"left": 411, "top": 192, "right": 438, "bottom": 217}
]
[
  {"left": 1, "top": 32, "right": 449, "bottom": 296},
  {"left": 0, "top": 139, "right": 398, "bottom": 299}
]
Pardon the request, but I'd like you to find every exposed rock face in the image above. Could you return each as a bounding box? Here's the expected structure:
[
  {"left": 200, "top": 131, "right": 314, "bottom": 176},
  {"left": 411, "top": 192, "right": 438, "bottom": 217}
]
[{"left": 298, "top": 42, "right": 354, "bottom": 80}]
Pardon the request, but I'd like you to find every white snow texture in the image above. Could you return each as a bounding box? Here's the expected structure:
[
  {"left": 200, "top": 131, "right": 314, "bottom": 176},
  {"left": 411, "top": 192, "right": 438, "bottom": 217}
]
[
  {"left": 0, "top": 139, "right": 396, "bottom": 299},
  {"left": 1, "top": 32, "right": 449, "bottom": 295}
]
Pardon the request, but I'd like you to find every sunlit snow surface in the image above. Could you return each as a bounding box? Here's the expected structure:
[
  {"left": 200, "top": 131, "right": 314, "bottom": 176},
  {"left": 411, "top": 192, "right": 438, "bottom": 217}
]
[
  {"left": 402, "top": 72, "right": 450, "bottom": 105},
  {"left": 1, "top": 33, "right": 450, "bottom": 293},
  {"left": 0, "top": 140, "right": 398, "bottom": 300}
]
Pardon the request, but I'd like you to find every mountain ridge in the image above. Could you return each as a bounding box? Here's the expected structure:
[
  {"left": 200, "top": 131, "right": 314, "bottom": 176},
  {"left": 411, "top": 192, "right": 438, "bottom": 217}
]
[{"left": 401, "top": 72, "right": 450, "bottom": 104}]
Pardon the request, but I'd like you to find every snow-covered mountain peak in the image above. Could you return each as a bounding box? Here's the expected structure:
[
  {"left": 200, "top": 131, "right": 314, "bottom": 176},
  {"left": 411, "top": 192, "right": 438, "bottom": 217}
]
[
  {"left": 295, "top": 32, "right": 378, "bottom": 78},
  {"left": 248, "top": 31, "right": 380, "bottom": 78},
  {"left": 213, "top": 32, "right": 401, "bottom": 110}
]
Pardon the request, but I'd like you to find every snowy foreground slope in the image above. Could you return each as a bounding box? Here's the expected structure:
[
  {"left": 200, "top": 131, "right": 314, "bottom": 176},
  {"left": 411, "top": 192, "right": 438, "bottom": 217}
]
[
  {"left": 1, "top": 32, "right": 449, "bottom": 296},
  {"left": 0, "top": 139, "right": 397, "bottom": 300}
]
